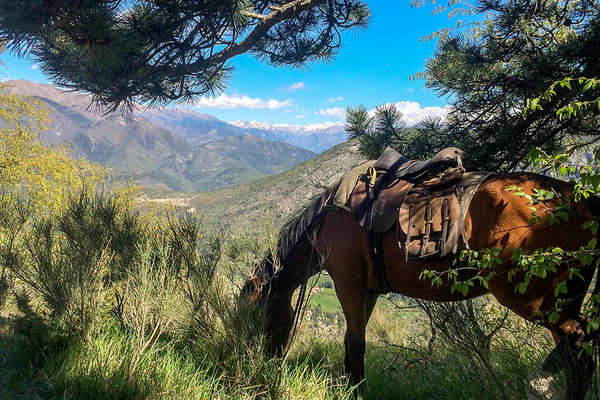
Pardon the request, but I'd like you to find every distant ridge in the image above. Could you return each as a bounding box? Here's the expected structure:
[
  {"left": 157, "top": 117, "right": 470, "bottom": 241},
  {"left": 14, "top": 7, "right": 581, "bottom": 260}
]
[
  {"left": 190, "top": 140, "right": 363, "bottom": 224},
  {"left": 139, "top": 107, "right": 346, "bottom": 153},
  {"left": 3, "top": 79, "right": 347, "bottom": 153},
  {"left": 2, "top": 80, "right": 316, "bottom": 192}
]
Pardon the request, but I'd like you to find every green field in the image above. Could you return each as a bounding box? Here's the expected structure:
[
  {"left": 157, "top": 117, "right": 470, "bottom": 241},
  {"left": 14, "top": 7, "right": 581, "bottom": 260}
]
[
  {"left": 309, "top": 287, "right": 341, "bottom": 314},
  {"left": 307, "top": 275, "right": 407, "bottom": 316},
  {"left": 307, "top": 274, "right": 342, "bottom": 314}
]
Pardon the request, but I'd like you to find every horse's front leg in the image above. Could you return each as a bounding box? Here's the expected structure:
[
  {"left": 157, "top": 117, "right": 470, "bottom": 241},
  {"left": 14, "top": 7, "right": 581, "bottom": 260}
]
[
  {"left": 338, "top": 284, "right": 378, "bottom": 388},
  {"left": 344, "top": 326, "right": 366, "bottom": 386}
]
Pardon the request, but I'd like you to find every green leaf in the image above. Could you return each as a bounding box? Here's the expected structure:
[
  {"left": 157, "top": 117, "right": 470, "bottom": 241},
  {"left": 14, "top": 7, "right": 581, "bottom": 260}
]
[
  {"left": 517, "top": 282, "right": 528, "bottom": 294},
  {"left": 554, "top": 281, "right": 568, "bottom": 297},
  {"left": 482, "top": 253, "right": 490, "bottom": 268},
  {"left": 512, "top": 248, "right": 523, "bottom": 263},
  {"left": 584, "top": 220, "right": 598, "bottom": 235},
  {"left": 582, "top": 253, "right": 593, "bottom": 266},
  {"left": 479, "top": 276, "right": 489, "bottom": 289},
  {"left": 588, "top": 318, "right": 600, "bottom": 333},
  {"left": 572, "top": 268, "right": 585, "bottom": 281},
  {"left": 508, "top": 269, "right": 516, "bottom": 282}
]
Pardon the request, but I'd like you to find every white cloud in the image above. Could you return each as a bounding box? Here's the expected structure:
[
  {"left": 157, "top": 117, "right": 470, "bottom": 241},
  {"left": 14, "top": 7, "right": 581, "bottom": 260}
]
[
  {"left": 288, "top": 82, "right": 305, "bottom": 91},
  {"left": 326, "top": 96, "right": 344, "bottom": 103},
  {"left": 193, "top": 93, "right": 292, "bottom": 110},
  {"left": 296, "top": 114, "right": 306, "bottom": 119},
  {"left": 373, "top": 101, "right": 449, "bottom": 125},
  {"left": 31, "top": 64, "right": 40, "bottom": 70},
  {"left": 316, "top": 107, "right": 345, "bottom": 119}
]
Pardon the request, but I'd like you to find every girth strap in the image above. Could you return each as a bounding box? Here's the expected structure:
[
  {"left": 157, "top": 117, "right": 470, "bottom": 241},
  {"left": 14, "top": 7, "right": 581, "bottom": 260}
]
[
  {"left": 405, "top": 205, "right": 413, "bottom": 262},
  {"left": 368, "top": 232, "right": 392, "bottom": 293}
]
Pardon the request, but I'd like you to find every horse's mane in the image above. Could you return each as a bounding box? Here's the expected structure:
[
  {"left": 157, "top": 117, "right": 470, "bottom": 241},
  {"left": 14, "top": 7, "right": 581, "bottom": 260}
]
[
  {"left": 252, "top": 182, "right": 340, "bottom": 283},
  {"left": 276, "top": 186, "right": 337, "bottom": 262}
]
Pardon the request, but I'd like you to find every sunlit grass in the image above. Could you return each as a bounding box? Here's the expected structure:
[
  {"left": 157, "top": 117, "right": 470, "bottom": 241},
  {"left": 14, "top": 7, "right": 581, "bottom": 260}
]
[{"left": 0, "top": 190, "right": 556, "bottom": 400}]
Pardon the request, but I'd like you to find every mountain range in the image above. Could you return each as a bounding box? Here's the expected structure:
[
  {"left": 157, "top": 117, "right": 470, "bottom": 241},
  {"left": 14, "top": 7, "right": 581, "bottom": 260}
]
[
  {"left": 3, "top": 80, "right": 347, "bottom": 191},
  {"left": 136, "top": 107, "right": 346, "bottom": 152}
]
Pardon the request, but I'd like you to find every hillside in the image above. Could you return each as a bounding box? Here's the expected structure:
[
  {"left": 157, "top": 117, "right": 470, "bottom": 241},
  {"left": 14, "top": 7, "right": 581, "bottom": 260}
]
[
  {"left": 139, "top": 107, "right": 346, "bottom": 153},
  {"left": 2, "top": 80, "right": 315, "bottom": 192},
  {"left": 139, "top": 107, "right": 242, "bottom": 144},
  {"left": 189, "top": 140, "right": 363, "bottom": 224}
]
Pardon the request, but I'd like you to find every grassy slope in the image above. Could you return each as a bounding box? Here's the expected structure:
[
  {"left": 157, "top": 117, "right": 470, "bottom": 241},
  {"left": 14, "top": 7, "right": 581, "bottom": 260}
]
[
  {"left": 310, "top": 287, "right": 341, "bottom": 313},
  {"left": 1, "top": 137, "right": 556, "bottom": 400},
  {"left": 190, "top": 140, "right": 363, "bottom": 224}
]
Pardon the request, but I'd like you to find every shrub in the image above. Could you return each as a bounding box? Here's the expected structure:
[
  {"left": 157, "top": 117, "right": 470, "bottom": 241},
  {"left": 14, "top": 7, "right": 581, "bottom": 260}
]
[{"left": 0, "top": 189, "right": 142, "bottom": 334}]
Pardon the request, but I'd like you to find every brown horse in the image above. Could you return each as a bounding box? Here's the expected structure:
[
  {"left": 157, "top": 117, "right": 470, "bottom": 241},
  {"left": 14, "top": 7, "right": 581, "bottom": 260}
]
[{"left": 244, "top": 172, "right": 600, "bottom": 399}]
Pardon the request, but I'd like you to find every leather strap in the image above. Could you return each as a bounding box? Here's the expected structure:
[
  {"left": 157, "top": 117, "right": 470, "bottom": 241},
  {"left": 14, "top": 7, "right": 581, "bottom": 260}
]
[
  {"left": 441, "top": 197, "right": 449, "bottom": 255},
  {"left": 405, "top": 205, "right": 413, "bottom": 262},
  {"left": 368, "top": 232, "right": 392, "bottom": 293},
  {"left": 420, "top": 200, "right": 432, "bottom": 257}
]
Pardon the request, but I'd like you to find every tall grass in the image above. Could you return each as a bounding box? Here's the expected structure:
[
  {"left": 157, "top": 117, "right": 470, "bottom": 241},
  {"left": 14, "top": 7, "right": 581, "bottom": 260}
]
[
  {"left": 0, "top": 188, "right": 561, "bottom": 399},
  {"left": 0, "top": 189, "right": 355, "bottom": 399}
]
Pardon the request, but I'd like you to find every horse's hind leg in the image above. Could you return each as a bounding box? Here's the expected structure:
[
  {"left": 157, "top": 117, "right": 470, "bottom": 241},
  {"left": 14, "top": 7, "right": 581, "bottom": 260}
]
[
  {"left": 526, "top": 271, "right": 595, "bottom": 400},
  {"left": 564, "top": 341, "right": 594, "bottom": 400},
  {"left": 557, "top": 270, "right": 595, "bottom": 400},
  {"left": 528, "top": 336, "right": 594, "bottom": 400},
  {"left": 526, "top": 340, "right": 590, "bottom": 400}
]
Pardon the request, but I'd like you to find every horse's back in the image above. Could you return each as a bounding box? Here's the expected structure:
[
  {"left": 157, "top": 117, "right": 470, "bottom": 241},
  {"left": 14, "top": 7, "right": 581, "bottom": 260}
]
[{"left": 467, "top": 172, "right": 592, "bottom": 252}]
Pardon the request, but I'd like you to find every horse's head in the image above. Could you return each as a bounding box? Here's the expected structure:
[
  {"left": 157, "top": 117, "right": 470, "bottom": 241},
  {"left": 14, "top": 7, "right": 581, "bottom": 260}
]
[
  {"left": 239, "top": 252, "right": 276, "bottom": 307},
  {"left": 240, "top": 275, "right": 263, "bottom": 304}
]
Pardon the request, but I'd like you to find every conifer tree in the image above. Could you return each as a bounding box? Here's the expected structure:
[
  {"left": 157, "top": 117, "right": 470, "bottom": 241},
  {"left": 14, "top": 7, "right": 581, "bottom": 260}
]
[
  {"left": 0, "top": 0, "right": 369, "bottom": 112},
  {"left": 345, "top": 104, "right": 407, "bottom": 159},
  {"left": 347, "top": 0, "right": 599, "bottom": 170}
]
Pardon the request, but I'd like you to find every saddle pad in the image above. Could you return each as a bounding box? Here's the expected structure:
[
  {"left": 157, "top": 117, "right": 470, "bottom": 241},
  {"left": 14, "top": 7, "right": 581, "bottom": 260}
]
[{"left": 332, "top": 160, "right": 376, "bottom": 210}]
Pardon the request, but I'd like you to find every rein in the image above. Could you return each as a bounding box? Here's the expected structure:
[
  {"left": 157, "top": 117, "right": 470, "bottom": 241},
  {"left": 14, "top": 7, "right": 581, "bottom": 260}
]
[{"left": 282, "top": 238, "right": 320, "bottom": 359}]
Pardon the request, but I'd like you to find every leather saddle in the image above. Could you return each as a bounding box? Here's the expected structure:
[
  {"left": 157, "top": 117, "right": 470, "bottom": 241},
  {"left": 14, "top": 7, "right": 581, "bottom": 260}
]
[{"left": 349, "top": 146, "right": 472, "bottom": 260}]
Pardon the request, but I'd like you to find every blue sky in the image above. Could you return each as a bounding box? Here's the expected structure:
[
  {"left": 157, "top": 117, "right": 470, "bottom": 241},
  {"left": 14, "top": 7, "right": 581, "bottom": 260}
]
[{"left": 0, "top": 1, "right": 462, "bottom": 126}]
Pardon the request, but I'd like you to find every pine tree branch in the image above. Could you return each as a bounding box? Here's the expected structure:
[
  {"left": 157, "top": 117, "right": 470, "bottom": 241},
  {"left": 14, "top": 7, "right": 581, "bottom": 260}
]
[{"left": 202, "top": 0, "right": 328, "bottom": 68}]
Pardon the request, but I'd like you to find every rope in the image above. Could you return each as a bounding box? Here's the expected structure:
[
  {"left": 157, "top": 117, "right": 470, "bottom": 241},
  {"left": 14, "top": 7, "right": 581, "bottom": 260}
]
[{"left": 282, "top": 235, "right": 319, "bottom": 360}]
